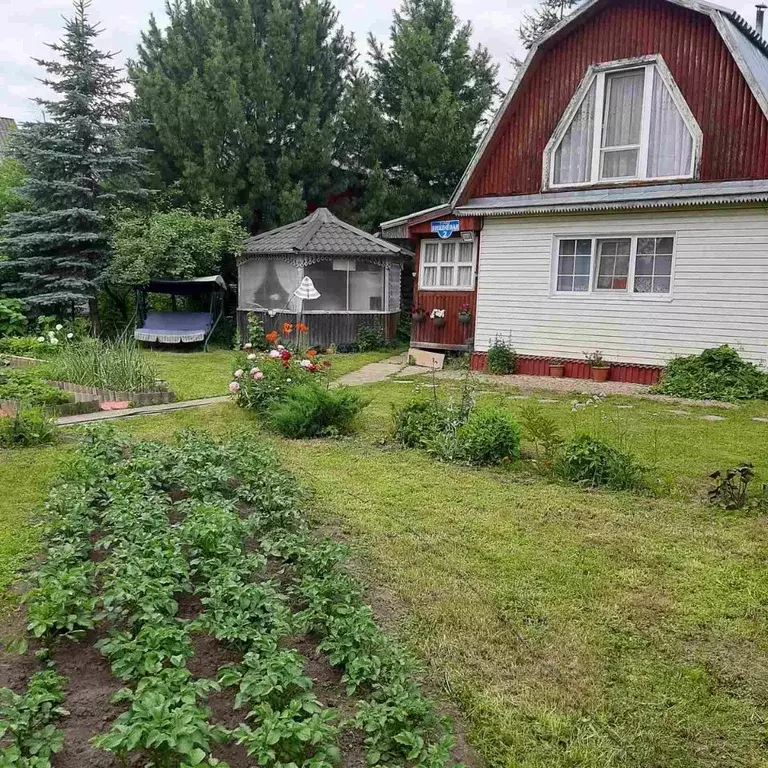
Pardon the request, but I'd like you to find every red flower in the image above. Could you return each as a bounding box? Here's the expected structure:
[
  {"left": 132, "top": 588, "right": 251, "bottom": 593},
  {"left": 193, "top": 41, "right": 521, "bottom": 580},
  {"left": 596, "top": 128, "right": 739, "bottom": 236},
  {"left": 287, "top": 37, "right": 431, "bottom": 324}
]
[
  {"left": 307, "top": 349, "right": 318, "bottom": 358},
  {"left": 322, "top": 360, "right": 331, "bottom": 368},
  {"left": 282, "top": 322, "right": 294, "bottom": 335},
  {"left": 280, "top": 349, "right": 292, "bottom": 361},
  {"left": 265, "top": 330, "right": 279, "bottom": 343},
  {"left": 308, "top": 364, "right": 318, "bottom": 373},
  {"left": 296, "top": 322, "right": 308, "bottom": 333}
]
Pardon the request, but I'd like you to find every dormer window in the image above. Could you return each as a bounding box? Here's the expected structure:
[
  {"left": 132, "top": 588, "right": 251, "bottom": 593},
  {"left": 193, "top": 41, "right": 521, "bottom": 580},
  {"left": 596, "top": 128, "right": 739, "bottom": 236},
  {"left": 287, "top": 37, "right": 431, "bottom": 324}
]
[{"left": 545, "top": 56, "right": 702, "bottom": 188}]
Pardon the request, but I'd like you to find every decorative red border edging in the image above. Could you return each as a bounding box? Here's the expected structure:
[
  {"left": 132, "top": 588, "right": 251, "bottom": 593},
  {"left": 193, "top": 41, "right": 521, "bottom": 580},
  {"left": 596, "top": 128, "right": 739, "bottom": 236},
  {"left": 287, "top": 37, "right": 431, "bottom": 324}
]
[{"left": 469, "top": 353, "right": 662, "bottom": 385}]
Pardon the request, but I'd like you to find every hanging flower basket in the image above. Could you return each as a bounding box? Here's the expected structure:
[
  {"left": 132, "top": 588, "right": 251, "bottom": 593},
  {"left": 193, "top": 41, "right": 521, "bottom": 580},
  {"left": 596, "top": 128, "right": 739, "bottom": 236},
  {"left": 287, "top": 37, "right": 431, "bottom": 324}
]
[
  {"left": 412, "top": 306, "right": 426, "bottom": 323},
  {"left": 458, "top": 303, "right": 472, "bottom": 325},
  {"left": 430, "top": 308, "right": 446, "bottom": 327}
]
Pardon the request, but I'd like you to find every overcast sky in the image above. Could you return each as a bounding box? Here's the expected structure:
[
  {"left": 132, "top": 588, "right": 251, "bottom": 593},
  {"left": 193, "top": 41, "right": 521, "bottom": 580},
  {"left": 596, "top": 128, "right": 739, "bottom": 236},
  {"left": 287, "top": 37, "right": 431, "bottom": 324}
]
[{"left": 0, "top": 0, "right": 763, "bottom": 121}]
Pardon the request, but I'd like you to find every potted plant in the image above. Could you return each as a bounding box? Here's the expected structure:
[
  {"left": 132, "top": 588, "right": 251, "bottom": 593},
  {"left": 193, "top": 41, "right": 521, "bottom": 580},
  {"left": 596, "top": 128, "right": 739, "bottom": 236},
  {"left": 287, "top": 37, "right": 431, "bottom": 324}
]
[
  {"left": 411, "top": 304, "right": 426, "bottom": 323},
  {"left": 585, "top": 350, "right": 611, "bottom": 382},
  {"left": 458, "top": 303, "right": 472, "bottom": 325},
  {"left": 549, "top": 358, "right": 565, "bottom": 377},
  {"left": 430, "top": 308, "right": 446, "bottom": 327}
]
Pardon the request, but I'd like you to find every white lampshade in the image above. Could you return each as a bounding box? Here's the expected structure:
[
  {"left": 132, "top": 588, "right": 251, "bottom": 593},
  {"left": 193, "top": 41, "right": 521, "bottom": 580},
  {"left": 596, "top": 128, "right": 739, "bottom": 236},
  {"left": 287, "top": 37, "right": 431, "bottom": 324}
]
[{"left": 294, "top": 276, "right": 321, "bottom": 301}]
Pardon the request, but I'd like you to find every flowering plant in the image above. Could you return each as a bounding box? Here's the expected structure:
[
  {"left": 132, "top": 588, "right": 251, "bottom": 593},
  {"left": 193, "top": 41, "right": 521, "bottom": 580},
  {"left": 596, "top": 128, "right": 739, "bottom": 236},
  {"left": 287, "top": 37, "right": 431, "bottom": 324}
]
[
  {"left": 430, "top": 308, "right": 446, "bottom": 319},
  {"left": 230, "top": 327, "right": 330, "bottom": 410},
  {"left": 458, "top": 303, "right": 471, "bottom": 314}
]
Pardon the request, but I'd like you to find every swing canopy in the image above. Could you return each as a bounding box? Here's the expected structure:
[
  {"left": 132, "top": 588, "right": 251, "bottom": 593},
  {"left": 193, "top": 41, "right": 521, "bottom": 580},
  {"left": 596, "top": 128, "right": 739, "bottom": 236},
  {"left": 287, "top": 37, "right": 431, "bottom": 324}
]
[{"left": 134, "top": 276, "right": 227, "bottom": 348}]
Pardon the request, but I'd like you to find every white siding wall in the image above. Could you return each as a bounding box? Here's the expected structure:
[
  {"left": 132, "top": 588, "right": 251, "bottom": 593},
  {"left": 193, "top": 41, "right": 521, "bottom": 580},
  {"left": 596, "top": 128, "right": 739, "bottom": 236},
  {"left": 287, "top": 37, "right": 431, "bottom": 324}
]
[{"left": 475, "top": 207, "right": 768, "bottom": 366}]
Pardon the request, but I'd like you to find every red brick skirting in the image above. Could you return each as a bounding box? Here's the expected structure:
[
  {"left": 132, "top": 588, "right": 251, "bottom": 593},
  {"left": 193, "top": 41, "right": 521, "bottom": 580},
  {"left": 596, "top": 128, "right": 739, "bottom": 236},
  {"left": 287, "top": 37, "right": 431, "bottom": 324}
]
[{"left": 469, "top": 353, "right": 662, "bottom": 385}]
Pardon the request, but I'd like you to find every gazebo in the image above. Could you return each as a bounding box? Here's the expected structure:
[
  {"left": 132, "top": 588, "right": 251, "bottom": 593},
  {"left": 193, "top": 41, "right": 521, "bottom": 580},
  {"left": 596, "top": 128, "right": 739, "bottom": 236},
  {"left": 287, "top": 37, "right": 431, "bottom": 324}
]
[{"left": 238, "top": 208, "right": 409, "bottom": 348}]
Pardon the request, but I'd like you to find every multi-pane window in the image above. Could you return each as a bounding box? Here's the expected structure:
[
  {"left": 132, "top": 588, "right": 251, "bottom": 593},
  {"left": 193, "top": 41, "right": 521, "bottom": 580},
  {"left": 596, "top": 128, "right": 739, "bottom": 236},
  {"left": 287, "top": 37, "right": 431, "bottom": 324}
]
[
  {"left": 595, "top": 238, "right": 630, "bottom": 290},
  {"left": 550, "top": 59, "right": 697, "bottom": 187},
  {"left": 419, "top": 239, "right": 476, "bottom": 289},
  {"left": 635, "top": 236, "right": 673, "bottom": 293},
  {"left": 556, "top": 239, "right": 592, "bottom": 292},
  {"left": 555, "top": 236, "right": 673, "bottom": 295}
]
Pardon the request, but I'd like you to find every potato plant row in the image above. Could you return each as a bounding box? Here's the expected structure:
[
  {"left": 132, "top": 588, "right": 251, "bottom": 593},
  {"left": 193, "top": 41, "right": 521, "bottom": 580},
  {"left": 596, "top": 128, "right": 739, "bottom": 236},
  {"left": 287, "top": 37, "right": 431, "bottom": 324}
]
[{"left": 0, "top": 427, "right": 464, "bottom": 768}]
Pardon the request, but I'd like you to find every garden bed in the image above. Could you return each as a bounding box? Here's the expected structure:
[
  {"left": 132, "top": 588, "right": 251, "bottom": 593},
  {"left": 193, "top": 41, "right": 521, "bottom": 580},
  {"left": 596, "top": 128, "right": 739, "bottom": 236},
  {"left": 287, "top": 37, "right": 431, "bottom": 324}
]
[
  {"left": 48, "top": 380, "right": 176, "bottom": 407},
  {"left": 0, "top": 397, "right": 101, "bottom": 418},
  {"left": 0, "top": 428, "right": 472, "bottom": 767}
]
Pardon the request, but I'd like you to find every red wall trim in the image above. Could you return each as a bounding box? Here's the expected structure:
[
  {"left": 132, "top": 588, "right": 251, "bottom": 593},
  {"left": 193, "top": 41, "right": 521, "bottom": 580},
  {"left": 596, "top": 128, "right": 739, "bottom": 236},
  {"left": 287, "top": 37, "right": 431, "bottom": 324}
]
[
  {"left": 463, "top": 0, "right": 768, "bottom": 201},
  {"left": 469, "top": 353, "right": 662, "bottom": 385}
]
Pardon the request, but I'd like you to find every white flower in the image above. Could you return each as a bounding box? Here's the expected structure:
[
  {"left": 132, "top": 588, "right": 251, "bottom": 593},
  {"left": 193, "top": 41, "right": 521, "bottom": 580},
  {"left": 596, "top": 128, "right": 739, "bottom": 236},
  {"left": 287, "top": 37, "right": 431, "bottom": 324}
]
[
  {"left": 243, "top": 343, "right": 253, "bottom": 350},
  {"left": 234, "top": 369, "right": 244, "bottom": 378},
  {"left": 269, "top": 350, "right": 281, "bottom": 358},
  {"left": 250, "top": 367, "right": 260, "bottom": 375},
  {"left": 36, "top": 336, "right": 45, "bottom": 342},
  {"left": 300, "top": 359, "right": 312, "bottom": 369},
  {"left": 48, "top": 330, "right": 55, "bottom": 337},
  {"left": 50, "top": 337, "right": 59, "bottom": 345},
  {"left": 55, "top": 324, "right": 63, "bottom": 331},
  {"left": 430, "top": 308, "right": 446, "bottom": 319},
  {"left": 247, "top": 353, "right": 256, "bottom": 360},
  {"left": 277, "top": 345, "right": 285, "bottom": 350},
  {"left": 286, "top": 378, "right": 292, "bottom": 383},
  {"left": 66, "top": 332, "right": 74, "bottom": 340}
]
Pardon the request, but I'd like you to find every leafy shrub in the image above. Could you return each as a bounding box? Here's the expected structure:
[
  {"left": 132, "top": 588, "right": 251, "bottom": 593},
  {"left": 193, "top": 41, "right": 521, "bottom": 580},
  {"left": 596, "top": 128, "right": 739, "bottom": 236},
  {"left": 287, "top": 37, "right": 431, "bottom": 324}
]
[
  {"left": 0, "top": 368, "right": 71, "bottom": 406},
  {"left": 244, "top": 311, "right": 270, "bottom": 351},
  {"left": 455, "top": 406, "right": 522, "bottom": 465},
  {"left": 519, "top": 402, "right": 564, "bottom": 472},
  {"left": 0, "top": 335, "right": 50, "bottom": 358},
  {"left": 557, "top": 434, "right": 644, "bottom": 490},
  {"left": 268, "top": 382, "right": 366, "bottom": 438},
  {"left": 0, "top": 298, "right": 27, "bottom": 337},
  {"left": 356, "top": 324, "right": 385, "bottom": 352},
  {"left": 0, "top": 406, "right": 57, "bottom": 448},
  {"left": 487, "top": 335, "right": 516, "bottom": 375},
  {"left": 655, "top": 345, "right": 768, "bottom": 402},
  {"left": 392, "top": 400, "right": 454, "bottom": 450},
  {"left": 43, "top": 338, "right": 161, "bottom": 392}
]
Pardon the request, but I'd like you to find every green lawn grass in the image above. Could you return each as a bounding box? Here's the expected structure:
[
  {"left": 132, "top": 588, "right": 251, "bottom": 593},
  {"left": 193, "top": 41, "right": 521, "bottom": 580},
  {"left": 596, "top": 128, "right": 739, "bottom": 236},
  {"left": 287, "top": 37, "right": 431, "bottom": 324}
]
[
  {"left": 2, "top": 374, "right": 767, "bottom": 767},
  {"left": 142, "top": 347, "right": 399, "bottom": 400}
]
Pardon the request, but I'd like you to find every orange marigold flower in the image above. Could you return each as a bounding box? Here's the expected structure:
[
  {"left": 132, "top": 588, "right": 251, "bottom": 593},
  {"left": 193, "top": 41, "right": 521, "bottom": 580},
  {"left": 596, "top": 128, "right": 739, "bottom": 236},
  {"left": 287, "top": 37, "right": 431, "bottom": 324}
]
[
  {"left": 306, "top": 349, "right": 317, "bottom": 357},
  {"left": 282, "top": 322, "right": 294, "bottom": 335},
  {"left": 296, "top": 322, "right": 308, "bottom": 333},
  {"left": 265, "top": 330, "right": 279, "bottom": 343}
]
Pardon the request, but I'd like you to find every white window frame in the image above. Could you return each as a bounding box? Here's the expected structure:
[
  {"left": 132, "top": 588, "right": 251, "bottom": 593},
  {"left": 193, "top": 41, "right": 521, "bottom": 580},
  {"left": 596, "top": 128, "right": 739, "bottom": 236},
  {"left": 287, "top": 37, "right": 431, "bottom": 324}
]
[
  {"left": 418, "top": 236, "right": 477, "bottom": 291},
  {"left": 543, "top": 55, "right": 702, "bottom": 190},
  {"left": 550, "top": 233, "right": 676, "bottom": 300}
]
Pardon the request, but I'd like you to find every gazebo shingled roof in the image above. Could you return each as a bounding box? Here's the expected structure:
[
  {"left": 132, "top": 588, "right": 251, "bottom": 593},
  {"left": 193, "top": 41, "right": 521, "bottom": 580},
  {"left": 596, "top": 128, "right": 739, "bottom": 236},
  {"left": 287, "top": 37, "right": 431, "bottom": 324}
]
[{"left": 242, "top": 207, "right": 410, "bottom": 259}]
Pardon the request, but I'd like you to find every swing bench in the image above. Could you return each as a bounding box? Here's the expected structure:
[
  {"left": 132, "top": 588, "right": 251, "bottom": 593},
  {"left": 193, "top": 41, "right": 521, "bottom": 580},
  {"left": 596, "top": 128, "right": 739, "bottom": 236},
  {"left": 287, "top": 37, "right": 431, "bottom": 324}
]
[{"left": 132, "top": 276, "right": 227, "bottom": 352}]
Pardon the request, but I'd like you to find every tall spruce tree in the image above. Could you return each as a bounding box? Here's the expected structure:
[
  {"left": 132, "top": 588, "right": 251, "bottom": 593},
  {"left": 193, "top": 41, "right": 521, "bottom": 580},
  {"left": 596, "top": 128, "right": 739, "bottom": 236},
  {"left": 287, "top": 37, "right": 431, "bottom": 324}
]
[
  {"left": 0, "top": 0, "right": 143, "bottom": 324},
  {"left": 361, "top": 0, "right": 499, "bottom": 225},
  {"left": 130, "top": 0, "right": 355, "bottom": 232}
]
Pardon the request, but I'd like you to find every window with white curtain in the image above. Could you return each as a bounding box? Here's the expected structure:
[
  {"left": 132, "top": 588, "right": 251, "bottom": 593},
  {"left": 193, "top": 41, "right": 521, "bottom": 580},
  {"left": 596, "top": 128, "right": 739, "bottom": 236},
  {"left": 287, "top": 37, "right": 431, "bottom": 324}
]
[
  {"left": 547, "top": 58, "right": 698, "bottom": 187},
  {"left": 419, "top": 238, "right": 476, "bottom": 290},
  {"left": 554, "top": 235, "right": 674, "bottom": 295}
]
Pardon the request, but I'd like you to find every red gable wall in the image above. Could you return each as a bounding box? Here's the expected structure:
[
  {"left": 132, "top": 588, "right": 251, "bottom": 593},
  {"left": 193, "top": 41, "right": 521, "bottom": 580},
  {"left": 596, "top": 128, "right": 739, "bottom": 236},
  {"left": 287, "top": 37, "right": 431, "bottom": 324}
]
[{"left": 461, "top": 0, "right": 768, "bottom": 201}]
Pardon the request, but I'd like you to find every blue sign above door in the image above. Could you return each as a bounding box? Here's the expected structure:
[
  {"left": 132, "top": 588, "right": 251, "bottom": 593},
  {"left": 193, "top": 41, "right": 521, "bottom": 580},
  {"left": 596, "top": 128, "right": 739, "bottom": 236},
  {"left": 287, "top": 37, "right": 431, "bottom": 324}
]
[{"left": 431, "top": 220, "right": 460, "bottom": 239}]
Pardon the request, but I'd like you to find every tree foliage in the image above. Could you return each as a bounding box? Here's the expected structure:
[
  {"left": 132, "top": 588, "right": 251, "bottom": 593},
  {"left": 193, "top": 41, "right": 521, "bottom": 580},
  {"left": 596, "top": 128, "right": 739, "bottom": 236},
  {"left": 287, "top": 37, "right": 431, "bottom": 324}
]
[
  {"left": 0, "top": 158, "right": 27, "bottom": 223},
  {"left": 360, "top": 0, "right": 499, "bottom": 225},
  {"left": 517, "top": 0, "right": 582, "bottom": 52},
  {"left": 0, "top": 0, "right": 144, "bottom": 320},
  {"left": 108, "top": 206, "right": 247, "bottom": 286},
  {"left": 129, "top": 0, "right": 355, "bottom": 232}
]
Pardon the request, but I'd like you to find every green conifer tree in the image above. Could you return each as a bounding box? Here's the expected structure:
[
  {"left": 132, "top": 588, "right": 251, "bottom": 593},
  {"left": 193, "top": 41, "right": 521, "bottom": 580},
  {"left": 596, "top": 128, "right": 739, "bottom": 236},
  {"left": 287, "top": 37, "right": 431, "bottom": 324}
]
[
  {"left": 363, "top": 0, "right": 499, "bottom": 224},
  {"left": 0, "top": 0, "right": 144, "bottom": 325},
  {"left": 130, "top": 0, "right": 355, "bottom": 232}
]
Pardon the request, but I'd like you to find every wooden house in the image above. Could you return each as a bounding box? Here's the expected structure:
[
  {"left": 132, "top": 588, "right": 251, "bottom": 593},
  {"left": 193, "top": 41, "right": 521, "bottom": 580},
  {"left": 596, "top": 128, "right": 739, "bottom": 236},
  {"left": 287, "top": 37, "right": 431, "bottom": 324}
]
[
  {"left": 239, "top": 208, "right": 407, "bottom": 348},
  {"left": 381, "top": 0, "right": 768, "bottom": 382}
]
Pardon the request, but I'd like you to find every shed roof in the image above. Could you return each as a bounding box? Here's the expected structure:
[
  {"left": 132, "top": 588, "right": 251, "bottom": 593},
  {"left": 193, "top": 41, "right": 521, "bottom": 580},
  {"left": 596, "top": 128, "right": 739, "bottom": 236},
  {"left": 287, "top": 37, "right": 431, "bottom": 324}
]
[
  {"left": 242, "top": 208, "right": 409, "bottom": 260},
  {"left": 0, "top": 117, "right": 17, "bottom": 153}
]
